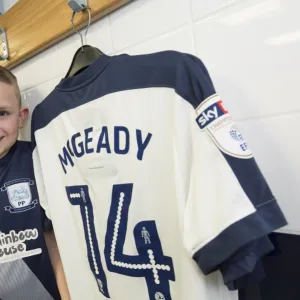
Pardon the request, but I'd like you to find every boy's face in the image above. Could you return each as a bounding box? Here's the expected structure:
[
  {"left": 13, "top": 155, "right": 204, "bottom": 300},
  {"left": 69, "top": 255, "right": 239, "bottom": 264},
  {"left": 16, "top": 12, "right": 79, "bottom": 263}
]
[{"left": 0, "top": 81, "right": 28, "bottom": 158}]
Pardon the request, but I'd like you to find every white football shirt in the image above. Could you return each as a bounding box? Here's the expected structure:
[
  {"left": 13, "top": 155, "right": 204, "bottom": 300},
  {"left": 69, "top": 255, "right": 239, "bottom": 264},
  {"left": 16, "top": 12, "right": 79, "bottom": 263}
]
[{"left": 31, "top": 51, "right": 287, "bottom": 300}]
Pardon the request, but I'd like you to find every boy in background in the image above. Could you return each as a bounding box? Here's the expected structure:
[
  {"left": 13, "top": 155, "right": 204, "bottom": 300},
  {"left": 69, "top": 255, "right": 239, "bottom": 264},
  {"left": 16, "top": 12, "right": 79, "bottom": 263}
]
[{"left": 0, "top": 66, "right": 69, "bottom": 300}]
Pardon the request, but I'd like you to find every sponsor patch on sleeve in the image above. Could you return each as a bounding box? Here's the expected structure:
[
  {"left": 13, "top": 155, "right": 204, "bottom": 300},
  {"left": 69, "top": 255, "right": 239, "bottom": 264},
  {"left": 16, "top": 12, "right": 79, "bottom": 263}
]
[{"left": 195, "top": 94, "right": 253, "bottom": 159}]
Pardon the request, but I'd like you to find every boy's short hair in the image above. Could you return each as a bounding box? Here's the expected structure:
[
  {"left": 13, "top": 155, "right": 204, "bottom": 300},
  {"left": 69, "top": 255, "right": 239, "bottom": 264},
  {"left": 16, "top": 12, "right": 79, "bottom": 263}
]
[{"left": 0, "top": 66, "right": 21, "bottom": 106}]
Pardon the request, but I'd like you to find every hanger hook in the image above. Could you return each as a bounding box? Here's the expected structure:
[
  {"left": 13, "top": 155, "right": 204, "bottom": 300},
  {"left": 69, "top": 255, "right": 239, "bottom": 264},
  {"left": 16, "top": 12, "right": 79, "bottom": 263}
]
[{"left": 71, "top": 7, "right": 91, "bottom": 52}]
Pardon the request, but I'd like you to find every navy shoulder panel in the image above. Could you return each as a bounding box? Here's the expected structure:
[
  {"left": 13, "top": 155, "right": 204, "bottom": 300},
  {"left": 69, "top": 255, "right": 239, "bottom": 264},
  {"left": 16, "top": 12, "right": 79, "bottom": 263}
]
[{"left": 32, "top": 51, "right": 216, "bottom": 135}]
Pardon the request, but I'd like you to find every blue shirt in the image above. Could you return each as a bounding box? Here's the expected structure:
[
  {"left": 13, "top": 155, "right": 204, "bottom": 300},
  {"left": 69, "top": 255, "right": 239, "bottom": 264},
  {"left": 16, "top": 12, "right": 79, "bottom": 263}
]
[{"left": 0, "top": 141, "right": 60, "bottom": 300}]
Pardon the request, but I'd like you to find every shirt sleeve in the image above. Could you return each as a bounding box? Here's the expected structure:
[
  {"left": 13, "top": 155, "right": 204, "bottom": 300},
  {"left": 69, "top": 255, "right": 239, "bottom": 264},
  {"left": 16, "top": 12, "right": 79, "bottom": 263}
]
[
  {"left": 31, "top": 110, "right": 52, "bottom": 223},
  {"left": 181, "top": 54, "right": 287, "bottom": 289},
  {"left": 41, "top": 207, "right": 53, "bottom": 232}
]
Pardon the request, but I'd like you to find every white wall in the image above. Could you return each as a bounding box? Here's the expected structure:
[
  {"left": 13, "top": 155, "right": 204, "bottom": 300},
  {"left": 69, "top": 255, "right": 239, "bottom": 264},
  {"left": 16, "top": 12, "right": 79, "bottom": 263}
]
[
  {"left": 2, "top": 0, "right": 18, "bottom": 12},
  {"left": 3, "top": 0, "right": 300, "bottom": 234}
]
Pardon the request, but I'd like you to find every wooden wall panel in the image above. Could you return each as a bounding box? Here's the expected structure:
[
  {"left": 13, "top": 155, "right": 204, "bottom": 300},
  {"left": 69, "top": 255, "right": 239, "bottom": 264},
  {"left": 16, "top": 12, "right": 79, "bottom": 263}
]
[{"left": 0, "top": 0, "right": 133, "bottom": 69}]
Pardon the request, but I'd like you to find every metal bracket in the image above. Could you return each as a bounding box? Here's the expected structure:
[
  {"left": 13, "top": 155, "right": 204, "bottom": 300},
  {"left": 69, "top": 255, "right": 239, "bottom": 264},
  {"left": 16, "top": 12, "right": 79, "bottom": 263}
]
[
  {"left": 68, "top": 0, "right": 87, "bottom": 13},
  {"left": 0, "top": 28, "right": 8, "bottom": 60},
  {"left": 0, "top": 1, "right": 4, "bottom": 16}
]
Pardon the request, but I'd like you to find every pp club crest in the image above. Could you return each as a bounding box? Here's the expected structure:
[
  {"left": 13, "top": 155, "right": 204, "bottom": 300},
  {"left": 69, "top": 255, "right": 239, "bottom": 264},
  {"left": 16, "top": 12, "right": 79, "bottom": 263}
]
[{"left": 1, "top": 179, "right": 38, "bottom": 213}]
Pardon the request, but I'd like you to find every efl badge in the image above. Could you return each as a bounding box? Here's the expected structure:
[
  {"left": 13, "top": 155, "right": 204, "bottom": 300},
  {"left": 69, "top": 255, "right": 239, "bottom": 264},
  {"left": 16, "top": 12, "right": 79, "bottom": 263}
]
[
  {"left": 1, "top": 179, "right": 38, "bottom": 213},
  {"left": 195, "top": 94, "right": 253, "bottom": 159}
]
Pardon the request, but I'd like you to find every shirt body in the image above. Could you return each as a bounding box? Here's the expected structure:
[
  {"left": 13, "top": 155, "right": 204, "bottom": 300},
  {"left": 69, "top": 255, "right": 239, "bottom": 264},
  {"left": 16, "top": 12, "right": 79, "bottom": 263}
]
[{"left": 32, "top": 51, "right": 286, "bottom": 300}]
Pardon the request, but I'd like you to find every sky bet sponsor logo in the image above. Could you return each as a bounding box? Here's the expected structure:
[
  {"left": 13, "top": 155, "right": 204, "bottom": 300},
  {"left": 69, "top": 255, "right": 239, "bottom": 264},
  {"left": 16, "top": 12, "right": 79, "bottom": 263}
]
[
  {"left": 195, "top": 95, "right": 253, "bottom": 159},
  {"left": 196, "top": 100, "right": 228, "bottom": 130}
]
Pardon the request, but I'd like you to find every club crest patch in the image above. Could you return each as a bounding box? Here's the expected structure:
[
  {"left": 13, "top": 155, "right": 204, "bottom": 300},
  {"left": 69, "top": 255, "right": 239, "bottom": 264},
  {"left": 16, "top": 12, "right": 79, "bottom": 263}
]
[
  {"left": 1, "top": 179, "right": 38, "bottom": 213},
  {"left": 195, "top": 94, "right": 253, "bottom": 159}
]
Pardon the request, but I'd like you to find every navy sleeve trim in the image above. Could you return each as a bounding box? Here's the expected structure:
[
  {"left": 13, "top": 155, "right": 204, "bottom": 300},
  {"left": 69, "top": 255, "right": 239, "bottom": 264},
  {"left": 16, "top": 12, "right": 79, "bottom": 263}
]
[
  {"left": 44, "top": 216, "right": 53, "bottom": 232},
  {"left": 193, "top": 199, "right": 287, "bottom": 275},
  {"left": 41, "top": 208, "right": 53, "bottom": 232}
]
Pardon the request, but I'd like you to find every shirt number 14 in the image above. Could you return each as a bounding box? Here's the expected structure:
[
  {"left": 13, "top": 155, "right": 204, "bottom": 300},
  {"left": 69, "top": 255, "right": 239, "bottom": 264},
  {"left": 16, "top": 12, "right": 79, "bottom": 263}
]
[{"left": 65, "top": 183, "right": 175, "bottom": 300}]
